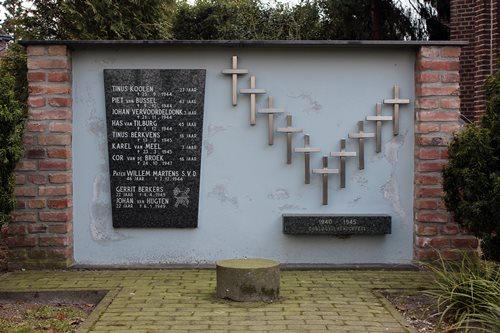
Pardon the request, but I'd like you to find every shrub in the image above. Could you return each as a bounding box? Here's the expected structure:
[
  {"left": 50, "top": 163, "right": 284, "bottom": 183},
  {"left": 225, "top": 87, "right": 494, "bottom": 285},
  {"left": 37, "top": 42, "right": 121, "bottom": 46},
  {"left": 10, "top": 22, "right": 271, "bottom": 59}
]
[
  {"left": 0, "top": 47, "right": 25, "bottom": 226},
  {"left": 443, "top": 69, "right": 500, "bottom": 261}
]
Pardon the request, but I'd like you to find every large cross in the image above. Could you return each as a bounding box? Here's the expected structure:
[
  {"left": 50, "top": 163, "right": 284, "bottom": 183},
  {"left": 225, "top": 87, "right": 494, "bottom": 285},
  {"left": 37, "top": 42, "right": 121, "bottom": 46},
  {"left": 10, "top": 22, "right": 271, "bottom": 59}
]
[
  {"left": 348, "top": 121, "right": 375, "bottom": 170},
  {"left": 277, "top": 114, "right": 303, "bottom": 164},
  {"left": 330, "top": 139, "right": 356, "bottom": 188},
  {"left": 366, "top": 103, "right": 393, "bottom": 153},
  {"left": 294, "top": 134, "right": 320, "bottom": 184},
  {"left": 222, "top": 56, "right": 248, "bottom": 106},
  {"left": 240, "top": 76, "right": 266, "bottom": 126},
  {"left": 258, "top": 96, "right": 284, "bottom": 145},
  {"left": 383, "top": 84, "right": 410, "bottom": 136},
  {"left": 312, "top": 156, "right": 339, "bottom": 205}
]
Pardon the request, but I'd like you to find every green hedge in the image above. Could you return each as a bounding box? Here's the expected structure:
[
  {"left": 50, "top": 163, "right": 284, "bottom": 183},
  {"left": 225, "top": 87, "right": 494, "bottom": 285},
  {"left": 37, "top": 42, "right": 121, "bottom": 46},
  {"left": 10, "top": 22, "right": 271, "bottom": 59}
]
[
  {"left": 443, "top": 68, "right": 500, "bottom": 261},
  {"left": 0, "top": 46, "right": 26, "bottom": 226}
]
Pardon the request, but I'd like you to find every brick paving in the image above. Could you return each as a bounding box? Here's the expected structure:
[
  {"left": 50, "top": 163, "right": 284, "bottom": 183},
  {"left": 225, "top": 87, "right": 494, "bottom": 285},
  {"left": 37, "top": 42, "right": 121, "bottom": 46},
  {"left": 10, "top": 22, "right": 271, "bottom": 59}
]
[{"left": 0, "top": 269, "right": 432, "bottom": 332}]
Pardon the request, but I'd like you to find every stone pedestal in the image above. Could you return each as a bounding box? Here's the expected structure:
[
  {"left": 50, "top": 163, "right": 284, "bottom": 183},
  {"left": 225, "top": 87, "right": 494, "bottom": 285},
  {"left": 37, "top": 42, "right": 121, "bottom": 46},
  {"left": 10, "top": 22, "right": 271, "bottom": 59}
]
[{"left": 216, "top": 258, "right": 280, "bottom": 302}]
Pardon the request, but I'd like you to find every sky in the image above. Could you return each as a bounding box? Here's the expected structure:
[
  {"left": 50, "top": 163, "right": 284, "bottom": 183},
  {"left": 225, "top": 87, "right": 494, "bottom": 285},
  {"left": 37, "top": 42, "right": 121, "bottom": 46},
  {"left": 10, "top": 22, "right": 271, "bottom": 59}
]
[{"left": 186, "top": 0, "right": 301, "bottom": 4}]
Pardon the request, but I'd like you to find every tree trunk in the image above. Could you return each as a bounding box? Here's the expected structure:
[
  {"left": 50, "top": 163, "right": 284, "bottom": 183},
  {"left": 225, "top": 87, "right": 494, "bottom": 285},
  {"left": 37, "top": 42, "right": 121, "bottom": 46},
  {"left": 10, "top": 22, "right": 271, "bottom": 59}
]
[{"left": 370, "top": 0, "right": 382, "bottom": 39}]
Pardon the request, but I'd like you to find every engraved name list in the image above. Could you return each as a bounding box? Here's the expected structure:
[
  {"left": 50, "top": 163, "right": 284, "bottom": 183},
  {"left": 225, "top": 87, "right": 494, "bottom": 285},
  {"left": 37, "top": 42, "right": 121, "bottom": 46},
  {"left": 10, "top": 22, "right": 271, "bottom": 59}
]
[{"left": 104, "top": 69, "right": 206, "bottom": 228}]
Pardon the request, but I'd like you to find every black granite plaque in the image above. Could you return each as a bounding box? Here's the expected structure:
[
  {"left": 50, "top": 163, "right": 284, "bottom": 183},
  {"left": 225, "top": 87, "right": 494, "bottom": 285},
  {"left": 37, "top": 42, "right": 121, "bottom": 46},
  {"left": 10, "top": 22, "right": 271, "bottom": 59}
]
[
  {"left": 104, "top": 69, "right": 206, "bottom": 228},
  {"left": 283, "top": 214, "right": 391, "bottom": 235}
]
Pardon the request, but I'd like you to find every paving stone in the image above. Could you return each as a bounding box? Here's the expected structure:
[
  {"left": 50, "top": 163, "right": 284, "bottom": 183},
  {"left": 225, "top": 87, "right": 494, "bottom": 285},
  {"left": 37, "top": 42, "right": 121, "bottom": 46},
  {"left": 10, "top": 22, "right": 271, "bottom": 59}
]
[{"left": 0, "top": 269, "right": 430, "bottom": 332}]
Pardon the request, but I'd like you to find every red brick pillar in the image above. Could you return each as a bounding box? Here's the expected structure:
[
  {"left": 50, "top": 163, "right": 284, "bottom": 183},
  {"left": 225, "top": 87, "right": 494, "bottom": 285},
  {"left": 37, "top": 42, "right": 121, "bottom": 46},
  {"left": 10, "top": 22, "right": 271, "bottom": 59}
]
[
  {"left": 414, "top": 46, "right": 479, "bottom": 261},
  {"left": 7, "top": 45, "right": 73, "bottom": 269}
]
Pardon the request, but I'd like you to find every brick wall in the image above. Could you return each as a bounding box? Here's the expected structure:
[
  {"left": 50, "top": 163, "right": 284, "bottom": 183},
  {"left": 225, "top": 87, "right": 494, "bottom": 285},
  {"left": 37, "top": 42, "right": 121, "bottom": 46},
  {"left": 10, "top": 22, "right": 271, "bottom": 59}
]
[
  {"left": 414, "top": 46, "right": 478, "bottom": 260},
  {"left": 0, "top": 41, "right": 6, "bottom": 57},
  {"left": 5, "top": 43, "right": 473, "bottom": 268},
  {"left": 6, "top": 45, "right": 73, "bottom": 269},
  {"left": 451, "top": 0, "right": 499, "bottom": 122},
  {"left": 0, "top": 227, "right": 7, "bottom": 271}
]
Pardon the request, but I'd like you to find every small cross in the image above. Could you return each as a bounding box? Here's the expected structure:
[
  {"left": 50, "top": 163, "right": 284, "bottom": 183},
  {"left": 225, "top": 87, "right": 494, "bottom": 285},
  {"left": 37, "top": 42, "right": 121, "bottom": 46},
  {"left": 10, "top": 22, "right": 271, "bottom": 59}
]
[
  {"left": 348, "top": 121, "right": 375, "bottom": 170},
  {"left": 383, "top": 84, "right": 410, "bottom": 136},
  {"left": 222, "top": 55, "right": 249, "bottom": 106},
  {"left": 366, "top": 103, "right": 393, "bottom": 153},
  {"left": 330, "top": 139, "right": 356, "bottom": 188},
  {"left": 277, "top": 114, "right": 303, "bottom": 164},
  {"left": 294, "top": 134, "right": 321, "bottom": 184},
  {"left": 312, "top": 156, "right": 339, "bottom": 205},
  {"left": 258, "top": 96, "right": 284, "bottom": 145},
  {"left": 240, "top": 76, "right": 266, "bottom": 126}
]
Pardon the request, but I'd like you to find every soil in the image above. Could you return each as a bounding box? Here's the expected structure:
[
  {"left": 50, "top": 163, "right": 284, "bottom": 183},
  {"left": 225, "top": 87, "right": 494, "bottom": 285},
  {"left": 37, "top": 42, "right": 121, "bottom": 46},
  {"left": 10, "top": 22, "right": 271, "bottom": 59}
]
[
  {"left": 0, "top": 302, "right": 95, "bottom": 333},
  {"left": 382, "top": 290, "right": 454, "bottom": 333}
]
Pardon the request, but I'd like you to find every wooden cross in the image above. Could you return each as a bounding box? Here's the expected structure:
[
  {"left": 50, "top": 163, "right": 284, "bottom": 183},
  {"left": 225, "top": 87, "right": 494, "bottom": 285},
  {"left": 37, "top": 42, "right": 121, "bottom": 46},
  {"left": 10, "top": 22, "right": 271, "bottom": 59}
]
[
  {"left": 312, "top": 156, "right": 339, "bottom": 205},
  {"left": 348, "top": 121, "right": 375, "bottom": 170},
  {"left": 258, "top": 96, "right": 284, "bottom": 145},
  {"left": 222, "top": 56, "right": 249, "bottom": 106},
  {"left": 294, "top": 134, "right": 320, "bottom": 184},
  {"left": 330, "top": 139, "right": 356, "bottom": 188},
  {"left": 277, "top": 114, "right": 303, "bottom": 164},
  {"left": 366, "top": 103, "right": 393, "bottom": 153},
  {"left": 240, "top": 76, "right": 266, "bottom": 126},
  {"left": 383, "top": 84, "right": 410, "bottom": 136}
]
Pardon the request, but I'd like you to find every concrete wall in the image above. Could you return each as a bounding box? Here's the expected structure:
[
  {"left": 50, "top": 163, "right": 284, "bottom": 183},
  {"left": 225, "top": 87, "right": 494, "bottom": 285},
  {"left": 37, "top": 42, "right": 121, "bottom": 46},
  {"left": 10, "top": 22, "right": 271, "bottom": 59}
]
[{"left": 72, "top": 46, "right": 415, "bottom": 265}]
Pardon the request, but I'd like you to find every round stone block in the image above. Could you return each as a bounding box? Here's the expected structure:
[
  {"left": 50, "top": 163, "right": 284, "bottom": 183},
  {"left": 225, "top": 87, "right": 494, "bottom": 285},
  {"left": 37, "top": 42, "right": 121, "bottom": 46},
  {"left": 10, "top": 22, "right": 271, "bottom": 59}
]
[{"left": 216, "top": 258, "right": 280, "bottom": 302}]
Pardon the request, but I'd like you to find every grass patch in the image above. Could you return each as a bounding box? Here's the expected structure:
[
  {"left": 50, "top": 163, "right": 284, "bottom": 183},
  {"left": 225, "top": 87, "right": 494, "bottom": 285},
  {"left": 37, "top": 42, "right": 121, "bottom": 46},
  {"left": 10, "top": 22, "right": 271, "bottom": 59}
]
[
  {"left": 0, "top": 291, "right": 106, "bottom": 333},
  {"left": 423, "top": 255, "right": 500, "bottom": 332},
  {"left": 0, "top": 303, "right": 92, "bottom": 333}
]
